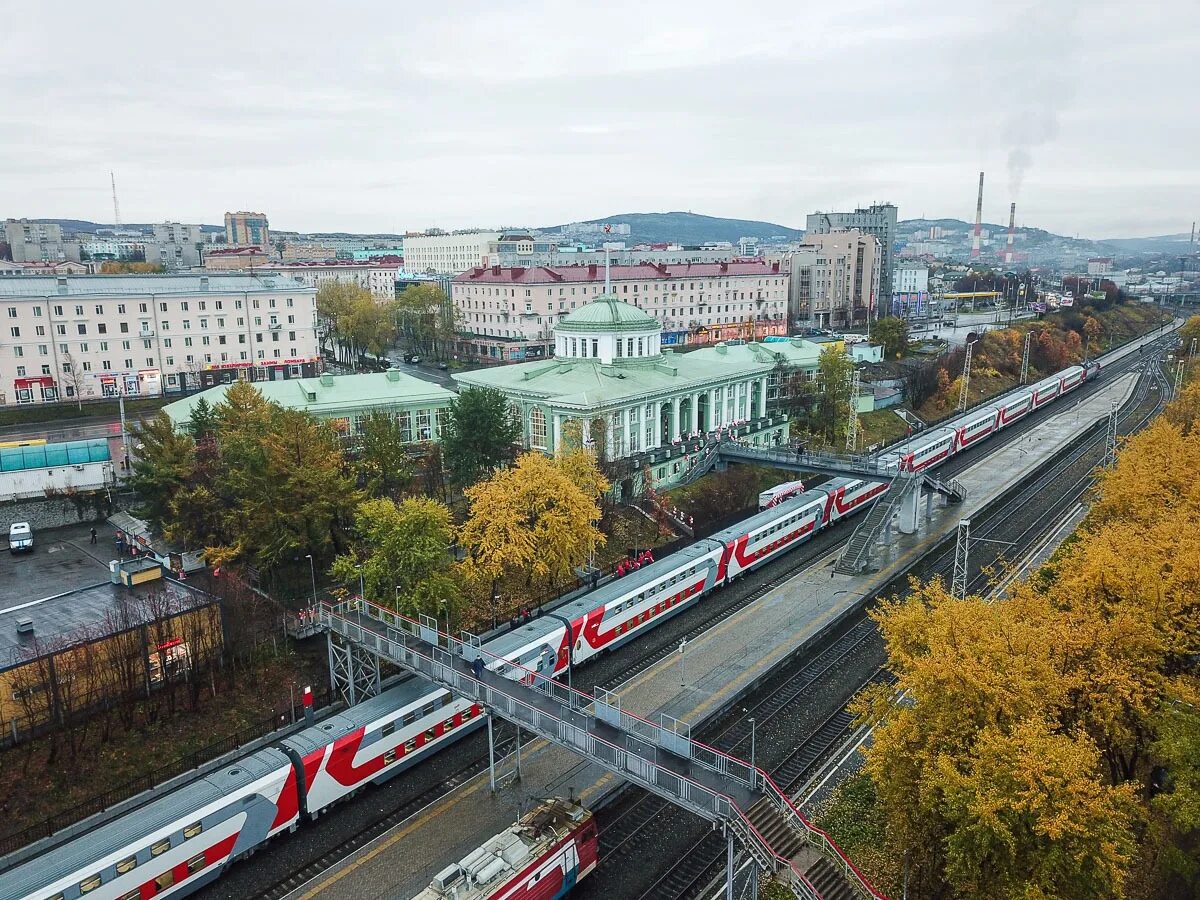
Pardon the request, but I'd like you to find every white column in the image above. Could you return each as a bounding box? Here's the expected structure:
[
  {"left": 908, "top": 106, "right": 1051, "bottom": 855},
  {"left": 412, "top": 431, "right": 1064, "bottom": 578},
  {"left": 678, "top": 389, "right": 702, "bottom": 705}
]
[
  {"left": 621, "top": 407, "right": 630, "bottom": 457},
  {"left": 552, "top": 412, "right": 562, "bottom": 454},
  {"left": 671, "top": 396, "right": 681, "bottom": 441},
  {"left": 691, "top": 392, "right": 700, "bottom": 434},
  {"left": 652, "top": 400, "right": 662, "bottom": 449},
  {"left": 759, "top": 377, "right": 769, "bottom": 419},
  {"left": 709, "top": 387, "right": 721, "bottom": 430}
]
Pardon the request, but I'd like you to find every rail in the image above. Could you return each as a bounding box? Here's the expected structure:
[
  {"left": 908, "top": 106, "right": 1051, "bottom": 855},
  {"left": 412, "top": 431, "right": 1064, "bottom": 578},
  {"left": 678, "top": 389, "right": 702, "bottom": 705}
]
[{"left": 315, "top": 598, "right": 887, "bottom": 900}]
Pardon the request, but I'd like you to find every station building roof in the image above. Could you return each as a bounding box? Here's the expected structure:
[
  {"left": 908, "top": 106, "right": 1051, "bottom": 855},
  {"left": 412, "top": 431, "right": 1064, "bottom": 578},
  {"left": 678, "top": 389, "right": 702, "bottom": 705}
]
[{"left": 0, "top": 274, "right": 313, "bottom": 298}]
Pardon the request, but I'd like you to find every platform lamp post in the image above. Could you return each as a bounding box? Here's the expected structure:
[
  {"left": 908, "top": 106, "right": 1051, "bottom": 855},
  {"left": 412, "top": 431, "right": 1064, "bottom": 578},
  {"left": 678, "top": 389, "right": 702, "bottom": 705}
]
[
  {"left": 304, "top": 553, "right": 317, "bottom": 608},
  {"left": 743, "top": 708, "right": 757, "bottom": 771}
]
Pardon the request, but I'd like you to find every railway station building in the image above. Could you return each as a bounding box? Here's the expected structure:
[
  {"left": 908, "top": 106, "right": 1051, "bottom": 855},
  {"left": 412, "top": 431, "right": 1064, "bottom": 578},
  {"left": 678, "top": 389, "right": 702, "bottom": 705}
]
[{"left": 453, "top": 293, "right": 818, "bottom": 489}]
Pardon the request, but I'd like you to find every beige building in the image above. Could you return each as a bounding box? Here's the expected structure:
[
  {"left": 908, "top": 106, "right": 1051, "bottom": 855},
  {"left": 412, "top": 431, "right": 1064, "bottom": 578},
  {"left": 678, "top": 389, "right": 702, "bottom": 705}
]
[
  {"left": 0, "top": 274, "right": 320, "bottom": 402},
  {"left": 784, "top": 230, "right": 881, "bottom": 329},
  {"left": 254, "top": 260, "right": 400, "bottom": 301},
  {"left": 4, "top": 218, "right": 80, "bottom": 263},
  {"left": 224, "top": 210, "right": 270, "bottom": 247},
  {"left": 404, "top": 231, "right": 500, "bottom": 274},
  {"left": 147, "top": 222, "right": 207, "bottom": 269},
  {"left": 204, "top": 247, "right": 270, "bottom": 270}
]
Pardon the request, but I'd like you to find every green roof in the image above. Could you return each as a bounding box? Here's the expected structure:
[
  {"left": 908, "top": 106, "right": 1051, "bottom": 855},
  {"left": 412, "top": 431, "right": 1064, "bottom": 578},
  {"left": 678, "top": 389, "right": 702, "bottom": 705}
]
[
  {"left": 556, "top": 296, "right": 659, "bottom": 333},
  {"left": 163, "top": 370, "right": 455, "bottom": 424},
  {"left": 454, "top": 339, "right": 821, "bottom": 410}
]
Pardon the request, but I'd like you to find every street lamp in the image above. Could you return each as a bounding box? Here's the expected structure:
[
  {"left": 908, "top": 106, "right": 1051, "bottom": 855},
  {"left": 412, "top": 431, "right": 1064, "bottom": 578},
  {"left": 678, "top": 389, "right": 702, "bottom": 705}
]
[
  {"left": 304, "top": 554, "right": 317, "bottom": 608},
  {"left": 678, "top": 638, "right": 688, "bottom": 687},
  {"left": 743, "top": 708, "right": 757, "bottom": 771},
  {"left": 354, "top": 563, "right": 364, "bottom": 601}
]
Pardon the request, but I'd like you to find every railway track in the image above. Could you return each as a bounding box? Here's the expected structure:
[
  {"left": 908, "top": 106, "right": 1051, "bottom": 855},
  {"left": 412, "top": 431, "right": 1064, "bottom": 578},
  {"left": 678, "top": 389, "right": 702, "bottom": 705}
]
[
  {"left": 599, "top": 356, "right": 1174, "bottom": 900},
  {"left": 209, "top": 330, "right": 1177, "bottom": 899}
]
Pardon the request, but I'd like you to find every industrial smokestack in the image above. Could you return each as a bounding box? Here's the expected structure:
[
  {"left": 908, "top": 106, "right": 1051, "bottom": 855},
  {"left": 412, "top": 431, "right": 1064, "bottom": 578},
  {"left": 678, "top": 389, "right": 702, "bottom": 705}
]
[
  {"left": 971, "top": 172, "right": 984, "bottom": 260},
  {"left": 1004, "top": 202, "right": 1016, "bottom": 265}
]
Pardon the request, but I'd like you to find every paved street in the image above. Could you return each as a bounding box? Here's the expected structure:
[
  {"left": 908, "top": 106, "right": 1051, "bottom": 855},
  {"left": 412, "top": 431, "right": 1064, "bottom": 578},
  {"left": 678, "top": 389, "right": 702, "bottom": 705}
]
[{"left": 0, "top": 522, "right": 113, "bottom": 610}]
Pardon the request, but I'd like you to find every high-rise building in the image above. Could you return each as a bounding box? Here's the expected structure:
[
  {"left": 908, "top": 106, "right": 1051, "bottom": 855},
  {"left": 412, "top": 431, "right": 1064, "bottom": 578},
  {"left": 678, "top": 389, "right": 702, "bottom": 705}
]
[
  {"left": 4, "top": 219, "right": 80, "bottom": 263},
  {"left": 147, "top": 222, "right": 207, "bottom": 269},
  {"left": 784, "top": 231, "right": 881, "bottom": 330},
  {"left": 403, "top": 231, "right": 501, "bottom": 274},
  {"left": 224, "top": 211, "right": 270, "bottom": 248},
  {"left": 806, "top": 203, "right": 897, "bottom": 303}
]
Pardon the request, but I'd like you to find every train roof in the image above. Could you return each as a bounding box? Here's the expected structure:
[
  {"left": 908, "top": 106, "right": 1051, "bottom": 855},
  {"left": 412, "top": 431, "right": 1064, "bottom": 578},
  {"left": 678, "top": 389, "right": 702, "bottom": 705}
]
[
  {"left": 279, "top": 680, "right": 450, "bottom": 756},
  {"left": 706, "top": 479, "right": 858, "bottom": 544},
  {"left": 482, "top": 539, "right": 724, "bottom": 659},
  {"left": 0, "top": 747, "right": 292, "bottom": 900}
]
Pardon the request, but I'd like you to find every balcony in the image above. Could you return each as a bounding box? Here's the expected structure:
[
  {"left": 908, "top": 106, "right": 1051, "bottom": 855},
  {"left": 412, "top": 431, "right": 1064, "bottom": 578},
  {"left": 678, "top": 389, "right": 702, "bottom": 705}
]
[
  {"left": 138, "top": 328, "right": 156, "bottom": 338},
  {"left": 269, "top": 323, "right": 282, "bottom": 331}
]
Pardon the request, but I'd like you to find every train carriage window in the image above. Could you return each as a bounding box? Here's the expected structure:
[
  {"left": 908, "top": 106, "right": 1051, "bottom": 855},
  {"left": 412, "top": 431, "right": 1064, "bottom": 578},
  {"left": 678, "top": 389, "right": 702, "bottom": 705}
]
[
  {"left": 151, "top": 838, "right": 171, "bottom": 856},
  {"left": 462, "top": 706, "right": 476, "bottom": 721},
  {"left": 442, "top": 717, "right": 456, "bottom": 730},
  {"left": 381, "top": 722, "right": 395, "bottom": 737},
  {"left": 403, "top": 712, "right": 416, "bottom": 726},
  {"left": 49, "top": 895, "right": 64, "bottom": 900},
  {"left": 424, "top": 727, "right": 437, "bottom": 741},
  {"left": 156, "top": 871, "right": 176, "bottom": 889},
  {"left": 187, "top": 854, "right": 206, "bottom": 874},
  {"left": 422, "top": 702, "right": 437, "bottom": 717},
  {"left": 122, "top": 890, "right": 141, "bottom": 900},
  {"left": 441, "top": 695, "right": 452, "bottom": 708},
  {"left": 405, "top": 739, "right": 417, "bottom": 752},
  {"left": 80, "top": 874, "right": 102, "bottom": 893},
  {"left": 383, "top": 749, "right": 398, "bottom": 765},
  {"left": 116, "top": 855, "right": 137, "bottom": 873},
  {"left": 183, "top": 822, "right": 203, "bottom": 839}
]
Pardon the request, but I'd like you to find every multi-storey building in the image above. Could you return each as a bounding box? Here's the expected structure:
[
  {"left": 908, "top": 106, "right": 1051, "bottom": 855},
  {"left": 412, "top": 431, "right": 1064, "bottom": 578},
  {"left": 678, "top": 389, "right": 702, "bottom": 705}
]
[
  {"left": 487, "top": 234, "right": 737, "bottom": 269},
  {"left": 224, "top": 211, "right": 270, "bottom": 247},
  {"left": 403, "top": 231, "right": 501, "bottom": 274},
  {"left": 147, "top": 222, "right": 207, "bottom": 269},
  {"left": 806, "top": 203, "right": 897, "bottom": 301},
  {"left": 254, "top": 260, "right": 401, "bottom": 301},
  {"left": 4, "top": 219, "right": 80, "bottom": 263},
  {"left": 783, "top": 230, "right": 881, "bottom": 330},
  {"left": 0, "top": 274, "right": 319, "bottom": 403},
  {"left": 891, "top": 264, "right": 930, "bottom": 317},
  {"left": 451, "top": 261, "right": 789, "bottom": 363},
  {"left": 204, "top": 247, "right": 270, "bottom": 270}
]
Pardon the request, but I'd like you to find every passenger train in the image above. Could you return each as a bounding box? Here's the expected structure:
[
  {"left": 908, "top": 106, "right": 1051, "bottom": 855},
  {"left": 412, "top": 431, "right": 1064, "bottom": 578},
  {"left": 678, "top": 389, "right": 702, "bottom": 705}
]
[{"left": 0, "top": 359, "right": 1103, "bottom": 900}]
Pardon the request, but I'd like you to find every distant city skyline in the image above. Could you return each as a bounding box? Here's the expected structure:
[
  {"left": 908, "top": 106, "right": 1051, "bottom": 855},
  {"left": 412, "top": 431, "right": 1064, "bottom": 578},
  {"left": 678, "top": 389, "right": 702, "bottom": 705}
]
[{"left": 2, "top": 0, "right": 1196, "bottom": 239}]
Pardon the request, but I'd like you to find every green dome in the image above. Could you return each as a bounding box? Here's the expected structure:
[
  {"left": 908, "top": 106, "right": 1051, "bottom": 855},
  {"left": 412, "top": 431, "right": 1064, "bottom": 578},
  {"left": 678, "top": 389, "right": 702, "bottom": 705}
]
[{"left": 556, "top": 296, "right": 659, "bottom": 333}]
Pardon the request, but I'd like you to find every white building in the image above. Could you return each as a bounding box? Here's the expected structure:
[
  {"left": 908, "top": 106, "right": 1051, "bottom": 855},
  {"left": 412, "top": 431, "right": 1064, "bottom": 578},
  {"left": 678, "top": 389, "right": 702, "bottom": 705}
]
[
  {"left": 4, "top": 219, "right": 80, "bottom": 263},
  {"left": 0, "top": 274, "right": 320, "bottom": 403},
  {"left": 147, "top": 223, "right": 207, "bottom": 269},
  {"left": 254, "top": 260, "right": 401, "bottom": 301},
  {"left": 403, "top": 231, "right": 501, "bottom": 274},
  {"left": 451, "top": 260, "right": 789, "bottom": 362}
]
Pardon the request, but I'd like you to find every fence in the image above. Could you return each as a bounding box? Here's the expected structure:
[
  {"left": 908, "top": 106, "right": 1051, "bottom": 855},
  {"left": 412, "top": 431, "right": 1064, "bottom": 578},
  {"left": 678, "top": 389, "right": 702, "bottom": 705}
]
[{"left": 0, "top": 686, "right": 331, "bottom": 859}]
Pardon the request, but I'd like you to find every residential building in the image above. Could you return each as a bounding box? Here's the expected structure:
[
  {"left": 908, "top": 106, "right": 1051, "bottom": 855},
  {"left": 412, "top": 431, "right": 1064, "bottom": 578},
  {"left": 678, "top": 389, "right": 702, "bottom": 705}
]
[
  {"left": 4, "top": 219, "right": 80, "bottom": 263},
  {"left": 281, "top": 243, "right": 340, "bottom": 261},
  {"left": 147, "top": 222, "right": 207, "bottom": 269},
  {"left": 254, "top": 260, "right": 402, "bottom": 301},
  {"left": 0, "top": 274, "right": 320, "bottom": 403},
  {"left": 403, "top": 231, "right": 501, "bottom": 274},
  {"left": 350, "top": 247, "right": 406, "bottom": 261},
  {"left": 455, "top": 294, "right": 812, "bottom": 490},
  {"left": 1087, "top": 257, "right": 1114, "bottom": 275},
  {"left": 79, "top": 238, "right": 145, "bottom": 261},
  {"left": 784, "top": 231, "right": 881, "bottom": 329},
  {"left": 559, "top": 222, "right": 631, "bottom": 236},
  {"left": 164, "top": 369, "right": 455, "bottom": 440},
  {"left": 488, "top": 235, "right": 736, "bottom": 269},
  {"left": 806, "top": 203, "right": 897, "bottom": 301},
  {"left": 8, "top": 260, "right": 92, "bottom": 276},
  {"left": 204, "top": 246, "right": 270, "bottom": 270},
  {"left": 451, "top": 261, "right": 789, "bottom": 363},
  {"left": 891, "top": 264, "right": 930, "bottom": 317},
  {"left": 225, "top": 211, "right": 270, "bottom": 247}
]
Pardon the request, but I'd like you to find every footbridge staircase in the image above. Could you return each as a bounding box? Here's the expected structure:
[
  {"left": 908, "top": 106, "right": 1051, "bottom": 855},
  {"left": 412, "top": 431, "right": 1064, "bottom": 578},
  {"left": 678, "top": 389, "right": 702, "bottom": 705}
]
[{"left": 314, "top": 599, "right": 887, "bottom": 900}]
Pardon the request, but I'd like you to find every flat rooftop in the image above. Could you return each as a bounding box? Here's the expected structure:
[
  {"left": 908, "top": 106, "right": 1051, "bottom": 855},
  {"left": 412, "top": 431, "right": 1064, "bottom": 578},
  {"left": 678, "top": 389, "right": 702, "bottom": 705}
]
[{"left": 0, "top": 274, "right": 316, "bottom": 298}]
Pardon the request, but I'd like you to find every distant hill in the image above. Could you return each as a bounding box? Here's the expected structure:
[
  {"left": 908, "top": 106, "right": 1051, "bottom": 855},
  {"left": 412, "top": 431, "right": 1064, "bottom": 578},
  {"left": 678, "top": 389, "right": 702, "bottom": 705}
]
[
  {"left": 539, "top": 211, "right": 805, "bottom": 246},
  {"left": 0, "top": 218, "right": 224, "bottom": 234}
]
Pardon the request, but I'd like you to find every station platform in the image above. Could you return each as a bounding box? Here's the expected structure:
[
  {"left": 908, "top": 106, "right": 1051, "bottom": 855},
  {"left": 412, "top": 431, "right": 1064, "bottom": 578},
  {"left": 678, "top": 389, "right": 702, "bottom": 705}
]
[{"left": 289, "top": 370, "right": 1140, "bottom": 900}]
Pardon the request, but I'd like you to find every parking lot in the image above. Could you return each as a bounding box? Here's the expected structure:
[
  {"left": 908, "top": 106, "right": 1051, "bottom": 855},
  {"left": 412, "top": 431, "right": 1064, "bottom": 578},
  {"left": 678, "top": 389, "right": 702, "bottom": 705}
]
[{"left": 0, "top": 521, "right": 112, "bottom": 611}]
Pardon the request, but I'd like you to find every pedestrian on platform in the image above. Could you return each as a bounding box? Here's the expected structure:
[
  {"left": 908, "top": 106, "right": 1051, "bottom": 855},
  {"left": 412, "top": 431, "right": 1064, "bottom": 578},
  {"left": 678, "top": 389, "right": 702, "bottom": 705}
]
[
  {"left": 472, "top": 655, "right": 485, "bottom": 680},
  {"left": 90, "top": 527, "right": 97, "bottom": 545}
]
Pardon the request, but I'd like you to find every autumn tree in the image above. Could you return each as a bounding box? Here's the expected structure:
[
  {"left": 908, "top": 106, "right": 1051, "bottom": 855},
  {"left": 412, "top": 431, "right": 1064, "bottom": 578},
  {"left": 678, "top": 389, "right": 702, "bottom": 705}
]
[
  {"left": 186, "top": 396, "right": 218, "bottom": 439},
  {"left": 1178, "top": 315, "right": 1200, "bottom": 352},
  {"left": 352, "top": 410, "right": 413, "bottom": 499},
  {"left": 331, "top": 497, "right": 461, "bottom": 619},
  {"left": 441, "top": 386, "right": 522, "bottom": 486},
  {"left": 811, "top": 345, "right": 854, "bottom": 445},
  {"left": 128, "top": 412, "right": 197, "bottom": 529},
  {"left": 316, "top": 281, "right": 399, "bottom": 365},
  {"left": 396, "top": 283, "right": 460, "bottom": 358},
  {"left": 1151, "top": 679, "right": 1200, "bottom": 891},
  {"left": 872, "top": 316, "right": 909, "bottom": 359},
  {"left": 459, "top": 451, "right": 607, "bottom": 596}
]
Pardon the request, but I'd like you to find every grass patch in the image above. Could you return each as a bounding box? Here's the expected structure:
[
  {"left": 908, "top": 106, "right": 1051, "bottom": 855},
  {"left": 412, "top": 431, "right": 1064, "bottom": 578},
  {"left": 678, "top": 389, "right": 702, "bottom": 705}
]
[{"left": 858, "top": 409, "right": 910, "bottom": 448}]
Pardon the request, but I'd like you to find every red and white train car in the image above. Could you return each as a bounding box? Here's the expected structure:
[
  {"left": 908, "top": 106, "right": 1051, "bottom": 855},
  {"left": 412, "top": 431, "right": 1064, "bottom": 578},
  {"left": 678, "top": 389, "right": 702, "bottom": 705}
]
[{"left": 412, "top": 798, "right": 598, "bottom": 900}]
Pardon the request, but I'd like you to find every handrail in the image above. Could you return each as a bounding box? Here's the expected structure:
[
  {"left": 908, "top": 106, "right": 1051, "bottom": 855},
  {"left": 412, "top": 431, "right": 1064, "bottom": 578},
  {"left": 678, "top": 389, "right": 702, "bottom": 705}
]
[{"left": 316, "top": 597, "right": 889, "bottom": 900}]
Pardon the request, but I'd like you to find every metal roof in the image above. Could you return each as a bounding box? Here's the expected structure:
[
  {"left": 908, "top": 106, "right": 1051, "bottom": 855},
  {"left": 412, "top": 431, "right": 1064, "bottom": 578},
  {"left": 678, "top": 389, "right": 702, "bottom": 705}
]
[
  {"left": 0, "top": 274, "right": 316, "bottom": 298},
  {"left": 556, "top": 296, "right": 659, "bottom": 332},
  {"left": 0, "top": 438, "right": 109, "bottom": 472}
]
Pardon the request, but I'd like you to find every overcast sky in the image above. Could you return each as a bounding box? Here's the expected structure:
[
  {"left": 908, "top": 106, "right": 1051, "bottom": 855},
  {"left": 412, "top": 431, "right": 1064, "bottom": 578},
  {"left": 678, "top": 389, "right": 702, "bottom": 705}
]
[{"left": 2, "top": 0, "right": 1196, "bottom": 238}]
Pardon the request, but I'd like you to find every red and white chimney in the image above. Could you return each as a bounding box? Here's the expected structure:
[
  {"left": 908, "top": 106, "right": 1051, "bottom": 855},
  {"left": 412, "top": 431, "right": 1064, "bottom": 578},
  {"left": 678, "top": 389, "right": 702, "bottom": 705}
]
[{"left": 1004, "top": 202, "right": 1016, "bottom": 266}]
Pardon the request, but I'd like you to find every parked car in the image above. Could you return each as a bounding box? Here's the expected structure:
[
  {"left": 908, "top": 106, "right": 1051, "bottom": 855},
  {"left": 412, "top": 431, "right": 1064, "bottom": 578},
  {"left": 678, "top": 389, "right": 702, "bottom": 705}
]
[
  {"left": 437, "top": 361, "right": 449, "bottom": 371},
  {"left": 8, "top": 522, "right": 33, "bottom": 553}
]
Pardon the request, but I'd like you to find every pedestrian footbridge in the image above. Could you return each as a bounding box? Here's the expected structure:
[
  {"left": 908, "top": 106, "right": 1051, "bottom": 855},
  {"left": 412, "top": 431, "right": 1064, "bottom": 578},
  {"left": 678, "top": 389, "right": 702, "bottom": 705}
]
[{"left": 315, "top": 598, "right": 885, "bottom": 900}]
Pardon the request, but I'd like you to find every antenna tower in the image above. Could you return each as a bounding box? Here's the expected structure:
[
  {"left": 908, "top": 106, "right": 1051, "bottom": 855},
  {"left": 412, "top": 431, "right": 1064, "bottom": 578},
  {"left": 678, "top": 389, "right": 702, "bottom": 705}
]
[
  {"left": 952, "top": 519, "right": 970, "bottom": 600},
  {"left": 110, "top": 171, "right": 121, "bottom": 227},
  {"left": 1173, "top": 358, "right": 1185, "bottom": 400},
  {"left": 1020, "top": 332, "right": 1032, "bottom": 384},
  {"left": 957, "top": 340, "right": 975, "bottom": 412},
  {"left": 845, "top": 367, "right": 861, "bottom": 452},
  {"left": 1103, "top": 400, "right": 1119, "bottom": 468}
]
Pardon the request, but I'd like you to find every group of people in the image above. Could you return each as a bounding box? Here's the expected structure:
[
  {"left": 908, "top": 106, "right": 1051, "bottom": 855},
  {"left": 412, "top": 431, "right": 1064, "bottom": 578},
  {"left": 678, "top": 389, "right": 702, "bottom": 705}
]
[{"left": 615, "top": 548, "right": 655, "bottom": 577}]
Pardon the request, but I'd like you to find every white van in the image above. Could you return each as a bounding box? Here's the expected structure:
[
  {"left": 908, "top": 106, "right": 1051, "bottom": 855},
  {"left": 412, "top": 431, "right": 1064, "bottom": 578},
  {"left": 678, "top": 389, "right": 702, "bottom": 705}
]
[{"left": 8, "top": 522, "right": 33, "bottom": 553}]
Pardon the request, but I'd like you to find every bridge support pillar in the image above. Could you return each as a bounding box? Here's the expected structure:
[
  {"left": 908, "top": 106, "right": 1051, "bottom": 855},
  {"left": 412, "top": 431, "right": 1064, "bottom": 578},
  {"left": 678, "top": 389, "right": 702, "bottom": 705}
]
[
  {"left": 326, "top": 631, "right": 381, "bottom": 706},
  {"left": 726, "top": 825, "right": 735, "bottom": 900},
  {"left": 926, "top": 486, "right": 935, "bottom": 519},
  {"left": 898, "top": 484, "right": 921, "bottom": 535}
]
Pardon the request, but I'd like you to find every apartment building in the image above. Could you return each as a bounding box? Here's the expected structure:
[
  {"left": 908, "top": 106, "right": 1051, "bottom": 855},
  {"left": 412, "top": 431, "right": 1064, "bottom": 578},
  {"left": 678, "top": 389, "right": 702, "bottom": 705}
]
[
  {"left": 0, "top": 274, "right": 319, "bottom": 403},
  {"left": 225, "top": 211, "right": 270, "bottom": 247},
  {"left": 4, "top": 219, "right": 80, "bottom": 263},
  {"left": 254, "top": 260, "right": 401, "bottom": 301},
  {"left": 146, "top": 222, "right": 207, "bottom": 269},
  {"left": 403, "top": 231, "right": 500, "bottom": 274},
  {"left": 784, "top": 230, "right": 881, "bottom": 329},
  {"left": 451, "top": 261, "right": 789, "bottom": 362},
  {"left": 806, "top": 203, "right": 897, "bottom": 300}
]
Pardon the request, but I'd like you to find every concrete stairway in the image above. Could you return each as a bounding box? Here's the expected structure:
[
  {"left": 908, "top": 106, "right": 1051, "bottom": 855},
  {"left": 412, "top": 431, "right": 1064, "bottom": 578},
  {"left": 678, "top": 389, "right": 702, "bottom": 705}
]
[{"left": 834, "top": 470, "right": 921, "bottom": 575}]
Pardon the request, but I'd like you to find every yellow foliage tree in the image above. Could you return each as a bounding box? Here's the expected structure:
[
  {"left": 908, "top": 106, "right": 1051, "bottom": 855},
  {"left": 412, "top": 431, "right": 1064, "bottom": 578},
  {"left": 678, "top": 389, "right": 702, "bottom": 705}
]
[{"left": 459, "top": 451, "right": 607, "bottom": 596}]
